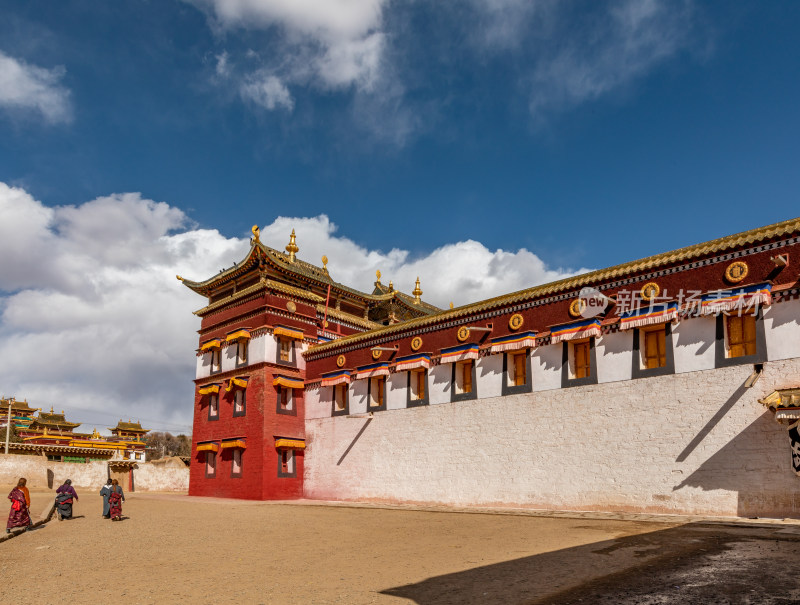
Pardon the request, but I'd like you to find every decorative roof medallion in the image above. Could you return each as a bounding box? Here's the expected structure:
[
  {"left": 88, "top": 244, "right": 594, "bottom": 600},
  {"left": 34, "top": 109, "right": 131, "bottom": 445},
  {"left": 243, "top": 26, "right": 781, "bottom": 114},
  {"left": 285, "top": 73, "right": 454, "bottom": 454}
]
[
  {"left": 568, "top": 298, "right": 586, "bottom": 318},
  {"left": 640, "top": 282, "right": 660, "bottom": 301},
  {"left": 286, "top": 301, "right": 297, "bottom": 313},
  {"left": 725, "top": 261, "right": 748, "bottom": 284},
  {"left": 372, "top": 349, "right": 382, "bottom": 360},
  {"left": 508, "top": 313, "right": 524, "bottom": 331},
  {"left": 410, "top": 336, "right": 423, "bottom": 351},
  {"left": 456, "top": 326, "right": 470, "bottom": 342},
  {"left": 336, "top": 354, "right": 346, "bottom": 368}
]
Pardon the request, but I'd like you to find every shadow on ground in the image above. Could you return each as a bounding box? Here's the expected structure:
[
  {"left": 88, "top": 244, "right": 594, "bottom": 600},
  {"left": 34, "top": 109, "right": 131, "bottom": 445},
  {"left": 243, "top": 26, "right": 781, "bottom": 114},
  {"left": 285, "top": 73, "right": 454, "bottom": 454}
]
[{"left": 380, "top": 523, "right": 800, "bottom": 605}]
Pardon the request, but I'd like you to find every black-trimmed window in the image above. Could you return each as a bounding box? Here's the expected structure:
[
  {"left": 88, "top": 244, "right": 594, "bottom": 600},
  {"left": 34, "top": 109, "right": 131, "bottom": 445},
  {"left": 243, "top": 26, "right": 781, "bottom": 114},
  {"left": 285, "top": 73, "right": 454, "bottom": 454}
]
[
  {"left": 277, "top": 337, "right": 293, "bottom": 365},
  {"left": 631, "top": 324, "right": 675, "bottom": 379},
  {"left": 210, "top": 349, "right": 221, "bottom": 374},
  {"left": 276, "top": 385, "right": 295, "bottom": 416},
  {"left": 502, "top": 350, "right": 532, "bottom": 396},
  {"left": 208, "top": 394, "right": 219, "bottom": 421},
  {"left": 452, "top": 359, "right": 478, "bottom": 402},
  {"left": 205, "top": 451, "right": 216, "bottom": 478},
  {"left": 368, "top": 376, "right": 387, "bottom": 411},
  {"left": 233, "top": 389, "right": 246, "bottom": 417},
  {"left": 231, "top": 449, "right": 243, "bottom": 478},
  {"left": 561, "top": 338, "right": 598, "bottom": 387},
  {"left": 278, "top": 449, "right": 296, "bottom": 478},
  {"left": 407, "top": 369, "right": 429, "bottom": 407},
  {"left": 236, "top": 341, "right": 248, "bottom": 366},
  {"left": 715, "top": 308, "right": 767, "bottom": 368},
  {"left": 331, "top": 385, "right": 349, "bottom": 416}
]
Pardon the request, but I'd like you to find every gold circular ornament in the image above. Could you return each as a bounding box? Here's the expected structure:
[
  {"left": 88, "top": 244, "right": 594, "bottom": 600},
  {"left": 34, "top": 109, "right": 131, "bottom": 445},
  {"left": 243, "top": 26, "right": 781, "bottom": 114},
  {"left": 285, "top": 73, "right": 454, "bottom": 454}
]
[
  {"left": 569, "top": 298, "right": 586, "bottom": 318},
  {"left": 410, "top": 336, "right": 423, "bottom": 351},
  {"left": 456, "top": 326, "right": 470, "bottom": 342},
  {"left": 640, "top": 282, "right": 660, "bottom": 301},
  {"left": 508, "top": 313, "right": 524, "bottom": 331},
  {"left": 725, "top": 261, "right": 749, "bottom": 284},
  {"left": 372, "top": 349, "right": 382, "bottom": 360},
  {"left": 286, "top": 301, "right": 297, "bottom": 313},
  {"left": 336, "top": 354, "right": 346, "bottom": 368}
]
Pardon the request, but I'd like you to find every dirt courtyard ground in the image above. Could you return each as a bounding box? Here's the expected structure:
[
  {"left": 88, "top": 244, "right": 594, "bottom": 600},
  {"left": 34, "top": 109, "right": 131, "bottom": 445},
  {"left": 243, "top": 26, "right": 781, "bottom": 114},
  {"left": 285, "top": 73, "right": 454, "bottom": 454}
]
[{"left": 2, "top": 488, "right": 800, "bottom": 604}]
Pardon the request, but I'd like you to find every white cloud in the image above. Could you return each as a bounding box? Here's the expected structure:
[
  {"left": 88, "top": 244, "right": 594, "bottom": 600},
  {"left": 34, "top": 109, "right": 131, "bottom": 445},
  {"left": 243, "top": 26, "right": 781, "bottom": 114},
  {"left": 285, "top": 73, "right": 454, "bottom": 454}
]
[
  {"left": 0, "top": 183, "right": 247, "bottom": 434},
  {"left": 240, "top": 72, "right": 294, "bottom": 111},
  {"left": 0, "top": 183, "right": 587, "bottom": 433},
  {"left": 189, "top": 0, "right": 388, "bottom": 96},
  {"left": 526, "top": 0, "right": 696, "bottom": 120},
  {"left": 0, "top": 50, "right": 72, "bottom": 123}
]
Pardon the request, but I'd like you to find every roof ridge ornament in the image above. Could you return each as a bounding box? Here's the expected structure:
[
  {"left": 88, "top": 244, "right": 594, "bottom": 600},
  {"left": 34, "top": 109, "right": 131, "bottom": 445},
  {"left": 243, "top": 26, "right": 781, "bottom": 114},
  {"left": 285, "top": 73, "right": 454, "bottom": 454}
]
[
  {"left": 412, "top": 277, "right": 423, "bottom": 304},
  {"left": 252, "top": 224, "right": 261, "bottom": 244},
  {"left": 322, "top": 255, "right": 329, "bottom": 273},
  {"left": 286, "top": 229, "right": 299, "bottom": 262}
]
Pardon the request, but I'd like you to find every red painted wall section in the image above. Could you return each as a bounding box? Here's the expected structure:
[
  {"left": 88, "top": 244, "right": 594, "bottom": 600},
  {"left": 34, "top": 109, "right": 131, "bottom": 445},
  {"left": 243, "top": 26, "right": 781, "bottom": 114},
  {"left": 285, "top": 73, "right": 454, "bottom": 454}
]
[{"left": 306, "top": 239, "right": 800, "bottom": 377}]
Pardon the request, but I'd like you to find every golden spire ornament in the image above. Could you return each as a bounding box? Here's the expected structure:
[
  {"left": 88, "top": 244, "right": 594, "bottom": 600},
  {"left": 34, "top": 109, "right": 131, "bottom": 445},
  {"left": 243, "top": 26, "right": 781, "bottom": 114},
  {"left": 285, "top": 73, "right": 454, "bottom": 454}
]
[
  {"left": 412, "top": 277, "right": 423, "bottom": 304},
  {"left": 285, "top": 229, "right": 299, "bottom": 262},
  {"left": 321, "top": 255, "right": 329, "bottom": 272},
  {"left": 376, "top": 270, "right": 382, "bottom": 283},
  {"left": 450, "top": 302, "right": 454, "bottom": 309},
  {"left": 251, "top": 224, "right": 261, "bottom": 244}
]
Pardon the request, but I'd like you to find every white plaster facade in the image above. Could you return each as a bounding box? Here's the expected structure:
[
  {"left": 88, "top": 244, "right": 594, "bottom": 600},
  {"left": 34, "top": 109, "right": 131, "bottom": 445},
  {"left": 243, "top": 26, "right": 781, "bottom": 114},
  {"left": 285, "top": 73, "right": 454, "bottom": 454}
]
[{"left": 303, "top": 298, "right": 800, "bottom": 517}]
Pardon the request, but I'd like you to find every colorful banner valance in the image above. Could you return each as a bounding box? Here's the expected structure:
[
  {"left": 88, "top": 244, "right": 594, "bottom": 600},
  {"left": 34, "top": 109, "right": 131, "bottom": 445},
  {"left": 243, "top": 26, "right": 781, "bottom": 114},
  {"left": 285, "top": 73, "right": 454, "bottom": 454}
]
[
  {"left": 321, "top": 370, "right": 351, "bottom": 387},
  {"left": 227, "top": 376, "right": 248, "bottom": 390},
  {"left": 355, "top": 362, "right": 390, "bottom": 380},
  {"left": 489, "top": 331, "right": 538, "bottom": 354},
  {"left": 394, "top": 354, "right": 432, "bottom": 372},
  {"left": 700, "top": 283, "right": 772, "bottom": 315},
  {"left": 200, "top": 339, "right": 221, "bottom": 352},
  {"left": 619, "top": 302, "right": 678, "bottom": 331},
  {"left": 549, "top": 318, "right": 602, "bottom": 344},
  {"left": 440, "top": 344, "right": 479, "bottom": 364},
  {"left": 274, "top": 325, "right": 304, "bottom": 340},
  {"left": 196, "top": 442, "right": 219, "bottom": 453},
  {"left": 197, "top": 384, "right": 220, "bottom": 396},
  {"left": 221, "top": 439, "right": 246, "bottom": 450},
  {"left": 225, "top": 329, "right": 251, "bottom": 342},
  {"left": 273, "top": 376, "right": 305, "bottom": 390},
  {"left": 275, "top": 438, "right": 306, "bottom": 450}
]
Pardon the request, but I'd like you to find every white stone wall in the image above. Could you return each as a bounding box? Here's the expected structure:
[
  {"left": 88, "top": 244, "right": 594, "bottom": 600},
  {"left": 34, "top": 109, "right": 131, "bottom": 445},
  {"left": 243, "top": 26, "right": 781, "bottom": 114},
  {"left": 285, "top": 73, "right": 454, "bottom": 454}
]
[
  {"left": 304, "top": 357, "right": 800, "bottom": 518},
  {"left": 0, "top": 455, "right": 188, "bottom": 492}
]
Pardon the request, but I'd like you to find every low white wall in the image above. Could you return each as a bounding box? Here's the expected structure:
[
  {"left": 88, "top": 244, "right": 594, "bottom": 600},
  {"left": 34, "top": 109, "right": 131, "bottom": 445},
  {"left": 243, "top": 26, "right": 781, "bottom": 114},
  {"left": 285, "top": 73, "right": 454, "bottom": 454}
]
[
  {"left": 304, "top": 357, "right": 800, "bottom": 518},
  {"left": 0, "top": 456, "right": 188, "bottom": 492}
]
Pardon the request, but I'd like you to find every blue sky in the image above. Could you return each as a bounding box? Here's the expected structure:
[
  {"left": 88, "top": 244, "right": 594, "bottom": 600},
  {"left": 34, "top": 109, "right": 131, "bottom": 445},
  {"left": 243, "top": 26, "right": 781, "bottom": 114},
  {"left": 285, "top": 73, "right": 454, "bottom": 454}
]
[
  {"left": 2, "top": 1, "right": 799, "bottom": 266},
  {"left": 1, "top": 1, "right": 799, "bottom": 433}
]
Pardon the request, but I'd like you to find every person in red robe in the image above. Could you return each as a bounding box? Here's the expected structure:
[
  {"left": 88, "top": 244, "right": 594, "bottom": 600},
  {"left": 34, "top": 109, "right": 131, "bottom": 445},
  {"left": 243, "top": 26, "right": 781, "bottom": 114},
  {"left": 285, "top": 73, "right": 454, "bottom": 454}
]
[
  {"left": 108, "top": 479, "right": 125, "bottom": 521},
  {"left": 7, "top": 478, "right": 32, "bottom": 533}
]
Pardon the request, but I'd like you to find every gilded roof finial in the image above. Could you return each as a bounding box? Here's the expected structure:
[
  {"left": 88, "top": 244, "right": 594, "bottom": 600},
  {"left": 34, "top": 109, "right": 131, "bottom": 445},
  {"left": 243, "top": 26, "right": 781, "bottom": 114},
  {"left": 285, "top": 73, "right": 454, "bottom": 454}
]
[
  {"left": 376, "top": 270, "right": 382, "bottom": 283},
  {"left": 50, "top": 406, "right": 54, "bottom": 414},
  {"left": 450, "top": 302, "right": 454, "bottom": 309},
  {"left": 176, "top": 275, "right": 183, "bottom": 282},
  {"left": 388, "top": 280, "right": 394, "bottom": 292},
  {"left": 412, "top": 277, "right": 423, "bottom": 304},
  {"left": 251, "top": 224, "right": 261, "bottom": 244},
  {"left": 285, "top": 229, "right": 299, "bottom": 262},
  {"left": 321, "top": 255, "right": 328, "bottom": 272}
]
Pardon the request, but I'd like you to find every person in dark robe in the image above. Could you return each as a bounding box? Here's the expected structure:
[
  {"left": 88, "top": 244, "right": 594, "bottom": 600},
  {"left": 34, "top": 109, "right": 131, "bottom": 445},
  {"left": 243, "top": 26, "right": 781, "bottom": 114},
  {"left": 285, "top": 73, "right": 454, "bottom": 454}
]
[
  {"left": 7, "top": 478, "right": 32, "bottom": 533},
  {"left": 108, "top": 479, "right": 125, "bottom": 521},
  {"left": 55, "top": 479, "right": 79, "bottom": 520},
  {"left": 100, "top": 478, "right": 112, "bottom": 518}
]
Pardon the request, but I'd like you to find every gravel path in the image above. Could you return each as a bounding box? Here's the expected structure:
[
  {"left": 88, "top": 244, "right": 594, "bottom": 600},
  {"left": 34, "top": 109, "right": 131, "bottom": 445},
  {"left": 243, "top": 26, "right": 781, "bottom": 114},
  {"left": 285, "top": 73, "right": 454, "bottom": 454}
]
[{"left": 1, "top": 488, "right": 797, "bottom": 604}]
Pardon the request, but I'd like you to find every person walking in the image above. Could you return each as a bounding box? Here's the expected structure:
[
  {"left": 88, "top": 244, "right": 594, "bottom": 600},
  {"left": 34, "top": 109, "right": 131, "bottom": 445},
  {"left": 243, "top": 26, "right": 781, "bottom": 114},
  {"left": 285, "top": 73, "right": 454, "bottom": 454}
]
[
  {"left": 99, "top": 478, "right": 112, "bottom": 518},
  {"left": 55, "top": 479, "right": 79, "bottom": 520},
  {"left": 108, "top": 479, "right": 125, "bottom": 521},
  {"left": 7, "top": 478, "right": 32, "bottom": 533}
]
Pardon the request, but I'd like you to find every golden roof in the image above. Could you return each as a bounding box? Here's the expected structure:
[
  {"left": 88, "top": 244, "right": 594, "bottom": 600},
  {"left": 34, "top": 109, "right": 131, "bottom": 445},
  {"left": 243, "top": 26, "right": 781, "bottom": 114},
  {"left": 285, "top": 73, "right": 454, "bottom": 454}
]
[{"left": 308, "top": 215, "right": 800, "bottom": 355}]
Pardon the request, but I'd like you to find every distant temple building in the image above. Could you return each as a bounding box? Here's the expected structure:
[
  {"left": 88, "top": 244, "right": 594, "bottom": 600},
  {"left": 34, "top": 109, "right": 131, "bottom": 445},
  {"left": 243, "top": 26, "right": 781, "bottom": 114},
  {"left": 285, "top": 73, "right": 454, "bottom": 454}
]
[
  {"left": 180, "top": 219, "right": 800, "bottom": 518},
  {"left": 2, "top": 401, "right": 148, "bottom": 462}
]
